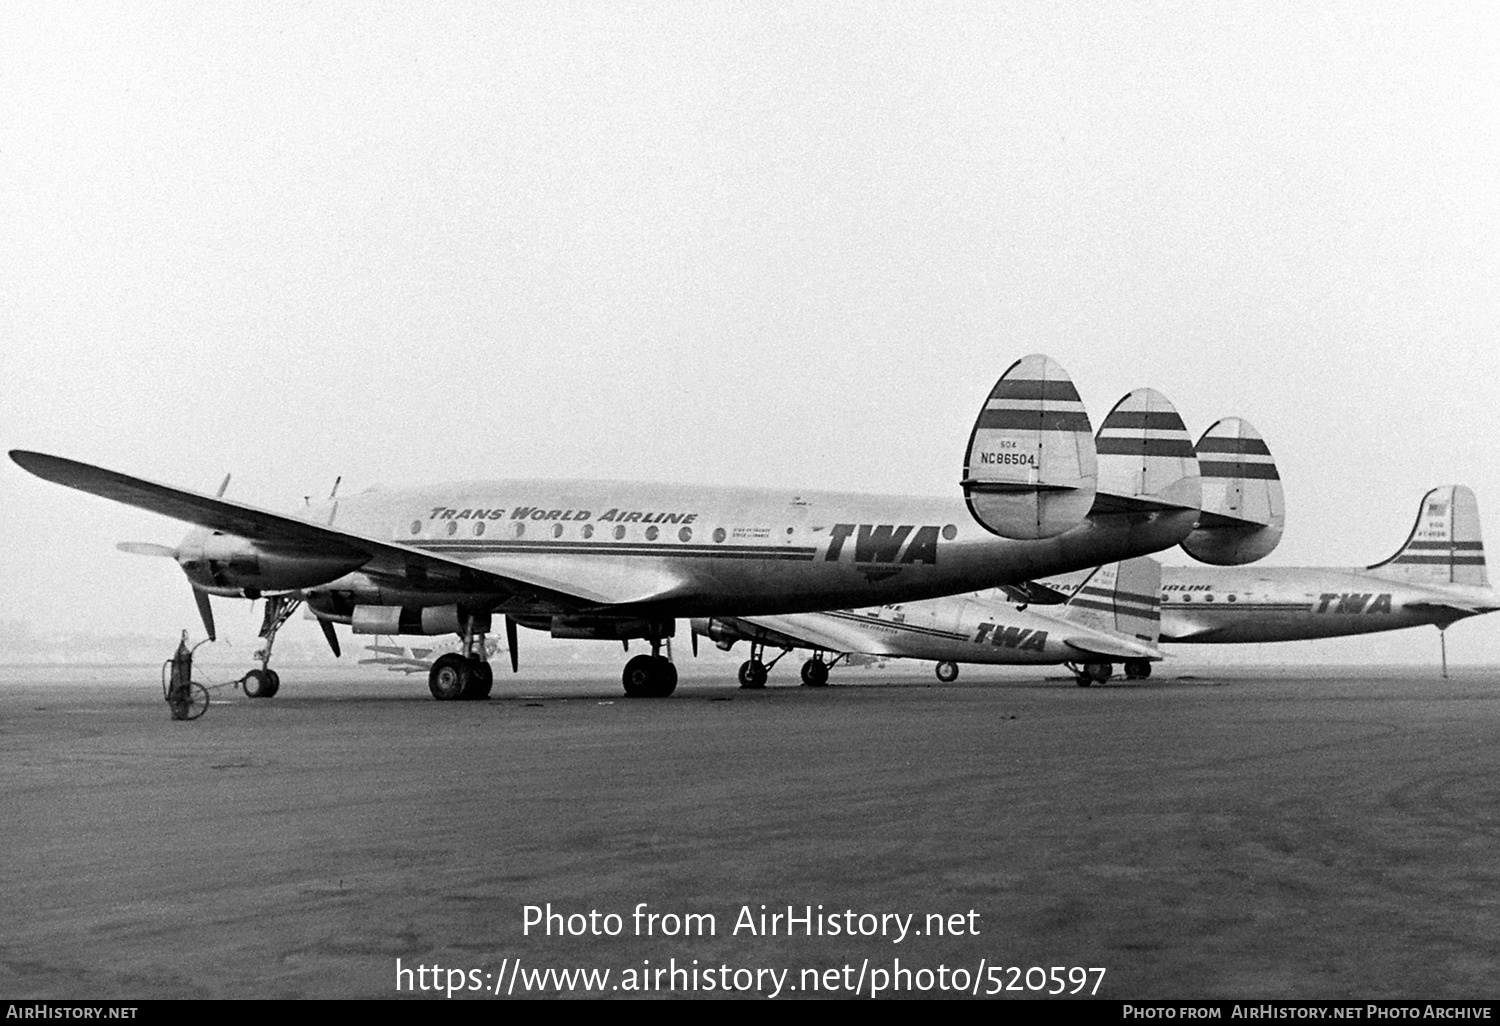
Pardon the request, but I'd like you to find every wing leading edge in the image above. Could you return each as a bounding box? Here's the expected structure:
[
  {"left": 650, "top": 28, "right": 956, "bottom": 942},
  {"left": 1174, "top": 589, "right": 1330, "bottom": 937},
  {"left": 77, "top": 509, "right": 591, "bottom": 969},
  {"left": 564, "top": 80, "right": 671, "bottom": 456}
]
[{"left": 9, "top": 450, "right": 663, "bottom": 611}]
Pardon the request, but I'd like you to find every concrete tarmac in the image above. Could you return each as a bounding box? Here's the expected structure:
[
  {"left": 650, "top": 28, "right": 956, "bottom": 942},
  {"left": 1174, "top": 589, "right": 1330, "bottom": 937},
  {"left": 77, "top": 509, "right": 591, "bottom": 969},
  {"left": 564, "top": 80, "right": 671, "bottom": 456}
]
[{"left": 2, "top": 662, "right": 1497, "bottom": 1000}]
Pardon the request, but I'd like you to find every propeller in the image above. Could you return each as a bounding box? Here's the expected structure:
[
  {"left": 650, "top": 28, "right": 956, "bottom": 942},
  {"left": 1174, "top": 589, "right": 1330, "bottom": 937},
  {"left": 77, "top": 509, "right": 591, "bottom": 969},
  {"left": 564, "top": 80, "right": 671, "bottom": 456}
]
[
  {"left": 116, "top": 541, "right": 216, "bottom": 641},
  {"left": 505, "top": 615, "right": 519, "bottom": 673}
]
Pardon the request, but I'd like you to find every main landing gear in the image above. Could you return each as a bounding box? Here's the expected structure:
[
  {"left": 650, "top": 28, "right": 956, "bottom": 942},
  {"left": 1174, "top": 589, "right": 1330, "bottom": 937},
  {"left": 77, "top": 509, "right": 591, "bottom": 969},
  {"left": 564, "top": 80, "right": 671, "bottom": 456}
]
[
  {"left": 1123, "top": 659, "right": 1152, "bottom": 680},
  {"left": 1067, "top": 661, "right": 1113, "bottom": 687},
  {"left": 934, "top": 661, "right": 959, "bottom": 683},
  {"left": 428, "top": 613, "right": 495, "bottom": 701},
  {"left": 737, "top": 642, "right": 789, "bottom": 689},
  {"left": 241, "top": 595, "right": 301, "bottom": 699},
  {"left": 622, "top": 623, "right": 676, "bottom": 698}
]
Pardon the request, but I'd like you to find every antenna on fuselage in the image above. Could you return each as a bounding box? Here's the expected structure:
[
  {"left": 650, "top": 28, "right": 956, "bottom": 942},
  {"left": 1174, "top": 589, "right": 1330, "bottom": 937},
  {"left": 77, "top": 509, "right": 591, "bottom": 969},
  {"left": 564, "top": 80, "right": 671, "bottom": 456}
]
[
  {"left": 216, "top": 474, "right": 231, "bottom": 498},
  {"left": 329, "top": 476, "right": 342, "bottom": 500}
]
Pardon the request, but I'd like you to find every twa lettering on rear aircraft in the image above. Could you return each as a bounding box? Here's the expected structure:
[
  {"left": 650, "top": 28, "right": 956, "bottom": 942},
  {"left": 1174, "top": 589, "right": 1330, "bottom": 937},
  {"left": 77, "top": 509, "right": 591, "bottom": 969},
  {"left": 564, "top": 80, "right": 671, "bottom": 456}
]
[
  {"left": 1314, "top": 593, "right": 1393, "bottom": 615},
  {"left": 825, "top": 524, "right": 941, "bottom": 565},
  {"left": 973, "top": 623, "right": 1049, "bottom": 651}
]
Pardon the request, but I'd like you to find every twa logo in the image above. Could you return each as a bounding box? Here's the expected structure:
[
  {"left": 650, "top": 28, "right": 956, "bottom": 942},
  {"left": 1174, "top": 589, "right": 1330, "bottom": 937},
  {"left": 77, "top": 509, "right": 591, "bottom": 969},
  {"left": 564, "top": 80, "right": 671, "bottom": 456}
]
[
  {"left": 1314, "top": 593, "right": 1393, "bottom": 614},
  {"left": 825, "top": 525, "right": 940, "bottom": 565},
  {"left": 972, "top": 624, "right": 1049, "bottom": 651}
]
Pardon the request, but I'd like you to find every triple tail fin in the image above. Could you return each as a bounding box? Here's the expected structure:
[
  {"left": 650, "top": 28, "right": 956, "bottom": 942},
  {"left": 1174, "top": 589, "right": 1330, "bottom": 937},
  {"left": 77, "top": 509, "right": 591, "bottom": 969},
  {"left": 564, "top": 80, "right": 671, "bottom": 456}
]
[
  {"left": 1180, "top": 417, "right": 1285, "bottom": 565},
  {"left": 1059, "top": 557, "right": 1163, "bottom": 644},
  {"left": 1367, "top": 486, "right": 1488, "bottom": 587},
  {"left": 1090, "top": 388, "right": 1202, "bottom": 516},
  {"left": 962, "top": 354, "right": 1097, "bottom": 540}
]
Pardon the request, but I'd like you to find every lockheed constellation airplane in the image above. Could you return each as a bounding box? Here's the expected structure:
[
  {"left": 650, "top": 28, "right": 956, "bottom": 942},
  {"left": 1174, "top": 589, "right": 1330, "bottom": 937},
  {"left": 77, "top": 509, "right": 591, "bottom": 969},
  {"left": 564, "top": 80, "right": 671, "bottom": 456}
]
[
  {"left": 689, "top": 405, "right": 1286, "bottom": 688},
  {"left": 10, "top": 355, "right": 1272, "bottom": 700}
]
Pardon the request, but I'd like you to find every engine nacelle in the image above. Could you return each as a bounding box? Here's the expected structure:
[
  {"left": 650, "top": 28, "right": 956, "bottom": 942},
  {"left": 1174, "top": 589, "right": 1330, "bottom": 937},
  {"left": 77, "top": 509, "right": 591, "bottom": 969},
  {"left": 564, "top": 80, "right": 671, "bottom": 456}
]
[
  {"left": 691, "top": 616, "right": 792, "bottom": 650},
  {"left": 349, "top": 604, "right": 491, "bottom": 636},
  {"left": 177, "top": 529, "right": 368, "bottom": 593},
  {"left": 512, "top": 616, "right": 675, "bottom": 641}
]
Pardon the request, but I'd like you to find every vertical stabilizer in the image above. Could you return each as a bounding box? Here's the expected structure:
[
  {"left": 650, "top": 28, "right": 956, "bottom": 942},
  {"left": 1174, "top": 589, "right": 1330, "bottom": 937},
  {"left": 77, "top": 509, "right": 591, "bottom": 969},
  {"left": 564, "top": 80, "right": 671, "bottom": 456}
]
[
  {"left": 1092, "top": 388, "right": 1202, "bottom": 514},
  {"left": 962, "top": 354, "right": 1097, "bottom": 540},
  {"left": 1367, "top": 486, "right": 1488, "bottom": 587},
  {"left": 1060, "top": 557, "right": 1163, "bottom": 643},
  {"left": 1180, "top": 417, "right": 1285, "bottom": 565}
]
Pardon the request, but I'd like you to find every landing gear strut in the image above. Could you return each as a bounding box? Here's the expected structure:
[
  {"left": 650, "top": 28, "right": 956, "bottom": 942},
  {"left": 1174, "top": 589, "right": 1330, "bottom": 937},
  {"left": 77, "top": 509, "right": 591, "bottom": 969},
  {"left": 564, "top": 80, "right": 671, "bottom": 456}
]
[
  {"left": 429, "top": 613, "right": 494, "bottom": 701},
  {"left": 242, "top": 595, "right": 301, "bottom": 698},
  {"left": 622, "top": 622, "right": 676, "bottom": 698},
  {"left": 737, "top": 642, "right": 790, "bottom": 689}
]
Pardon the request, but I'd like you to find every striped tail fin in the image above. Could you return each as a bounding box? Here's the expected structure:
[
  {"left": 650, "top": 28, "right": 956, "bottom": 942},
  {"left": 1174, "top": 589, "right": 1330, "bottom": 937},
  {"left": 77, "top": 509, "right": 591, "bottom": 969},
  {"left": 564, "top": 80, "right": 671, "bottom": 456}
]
[
  {"left": 1090, "top": 388, "right": 1202, "bottom": 515},
  {"left": 962, "top": 354, "right": 1097, "bottom": 540},
  {"left": 1367, "top": 486, "right": 1488, "bottom": 587},
  {"left": 1059, "top": 556, "right": 1163, "bottom": 643},
  {"left": 1180, "top": 417, "right": 1285, "bottom": 565}
]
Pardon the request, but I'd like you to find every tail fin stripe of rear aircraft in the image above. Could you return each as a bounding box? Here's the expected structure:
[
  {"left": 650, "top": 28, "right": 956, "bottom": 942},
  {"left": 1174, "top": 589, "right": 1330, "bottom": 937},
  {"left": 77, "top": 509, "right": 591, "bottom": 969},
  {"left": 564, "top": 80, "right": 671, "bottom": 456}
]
[
  {"left": 974, "top": 409, "right": 1093, "bottom": 432},
  {"left": 1195, "top": 437, "right": 1273, "bottom": 456},
  {"left": 1388, "top": 555, "right": 1487, "bottom": 566},
  {"left": 1199, "top": 461, "right": 1281, "bottom": 480},
  {"left": 1069, "top": 594, "right": 1160, "bottom": 618},
  {"left": 1402, "top": 541, "right": 1484, "bottom": 551},
  {"left": 1095, "top": 438, "right": 1200, "bottom": 458},
  {"left": 986, "top": 378, "right": 1083, "bottom": 402}
]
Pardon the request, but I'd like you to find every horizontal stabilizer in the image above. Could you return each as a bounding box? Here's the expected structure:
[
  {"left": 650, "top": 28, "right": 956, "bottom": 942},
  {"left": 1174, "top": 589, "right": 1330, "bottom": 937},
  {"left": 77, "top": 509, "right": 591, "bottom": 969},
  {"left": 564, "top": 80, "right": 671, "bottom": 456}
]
[
  {"left": 1367, "top": 485, "right": 1489, "bottom": 588},
  {"left": 1091, "top": 388, "right": 1202, "bottom": 518},
  {"left": 962, "top": 355, "right": 1097, "bottom": 540},
  {"left": 1180, "top": 418, "right": 1285, "bottom": 565}
]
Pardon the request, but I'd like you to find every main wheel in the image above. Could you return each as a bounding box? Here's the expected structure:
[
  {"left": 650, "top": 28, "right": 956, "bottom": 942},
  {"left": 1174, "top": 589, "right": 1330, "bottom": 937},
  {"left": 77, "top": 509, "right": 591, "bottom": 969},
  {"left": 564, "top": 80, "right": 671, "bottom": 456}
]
[
  {"left": 623, "top": 654, "right": 657, "bottom": 697},
  {"left": 429, "top": 653, "right": 470, "bottom": 701},
  {"left": 1085, "top": 661, "right": 1112, "bottom": 684},
  {"left": 462, "top": 658, "right": 494, "bottom": 700},
  {"left": 738, "top": 659, "right": 767, "bottom": 689},
  {"left": 934, "top": 661, "right": 959, "bottom": 683},
  {"left": 1124, "top": 659, "right": 1152, "bottom": 680},
  {"left": 800, "top": 659, "right": 829, "bottom": 687},
  {"left": 651, "top": 655, "right": 678, "bottom": 697},
  {"left": 243, "top": 668, "right": 277, "bottom": 698}
]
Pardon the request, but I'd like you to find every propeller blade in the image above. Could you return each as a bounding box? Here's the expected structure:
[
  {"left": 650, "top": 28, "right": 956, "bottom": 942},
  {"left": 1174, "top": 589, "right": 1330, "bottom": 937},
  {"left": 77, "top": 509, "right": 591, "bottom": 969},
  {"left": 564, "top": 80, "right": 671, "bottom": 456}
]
[
  {"left": 192, "top": 587, "right": 216, "bottom": 641},
  {"left": 318, "top": 617, "right": 341, "bottom": 658},
  {"left": 691, "top": 630, "right": 698, "bottom": 657},
  {"left": 116, "top": 542, "right": 177, "bottom": 558},
  {"left": 503, "top": 615, "right": 520, "bottom": 673}
]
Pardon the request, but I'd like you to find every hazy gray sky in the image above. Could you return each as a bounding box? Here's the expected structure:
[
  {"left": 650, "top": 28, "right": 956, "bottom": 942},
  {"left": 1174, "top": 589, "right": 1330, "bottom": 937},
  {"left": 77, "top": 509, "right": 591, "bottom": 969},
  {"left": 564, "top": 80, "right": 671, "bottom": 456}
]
[{"left": 4, "top": 2, "right": 1497, "bottom": 664}]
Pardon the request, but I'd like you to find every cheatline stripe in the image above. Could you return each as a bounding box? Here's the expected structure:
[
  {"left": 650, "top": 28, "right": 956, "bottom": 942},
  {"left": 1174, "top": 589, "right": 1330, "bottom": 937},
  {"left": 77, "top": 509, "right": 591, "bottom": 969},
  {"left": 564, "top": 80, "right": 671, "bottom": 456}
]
[
  {"left": 1099, "top": 411, "right": 1188, "bottom": 432},
  {"left": 822, "top": 610, "right": 969, "bottom": 641},
  {"left": 1391, "top": 555, "right": 1487, "bottom": 565},
  {"left": 1077, "top": 586, "right": 1160, "bottom": 606},
  {"left": 420, "top": 540, "right": 818, "bottom": 561},
  {"left": 975, "top": 409, "right": 1092, "bottom": 432},
  {"left": 1404, "top": 541, "right": 1484, "bottom": 550},
  {"left": 1162, "top": 602, "right": 1315, "bottom": 611},
  {"left": 1195, "top": 437, "right": 1272, "bottom": 456},
  {"left": 1095, "top": 438, "right": 1198, "bottom": 458},
  {"left": 1198, "top": 461, "right": 1281, "bottom": 480},
  {"left": 988, "top": 379, "right": 1082, "bottom": 402}
]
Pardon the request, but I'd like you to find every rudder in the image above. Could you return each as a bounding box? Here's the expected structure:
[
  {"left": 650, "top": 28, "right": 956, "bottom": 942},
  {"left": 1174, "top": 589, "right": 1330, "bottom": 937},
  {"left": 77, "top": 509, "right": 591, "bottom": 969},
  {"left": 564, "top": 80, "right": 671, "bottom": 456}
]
[
  {"left": 1367, "top": 485, "right": 1488, "bottom": 587},
  {"left": 1180, "top": 417, "right": 1285, "bottom": 565},
  {"left": 962, "top": 354, "right": 1097, "bottom": 540}
]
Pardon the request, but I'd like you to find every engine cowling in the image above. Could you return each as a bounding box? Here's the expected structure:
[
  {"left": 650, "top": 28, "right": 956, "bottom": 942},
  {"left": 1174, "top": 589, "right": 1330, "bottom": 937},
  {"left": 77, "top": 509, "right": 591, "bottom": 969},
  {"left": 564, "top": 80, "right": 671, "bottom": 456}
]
[
  {"left": 177, "top": 529, "right": 368, "bottom": 594},
  {"left": 349, "top": 605, "right": 491, "bottom": 636}
]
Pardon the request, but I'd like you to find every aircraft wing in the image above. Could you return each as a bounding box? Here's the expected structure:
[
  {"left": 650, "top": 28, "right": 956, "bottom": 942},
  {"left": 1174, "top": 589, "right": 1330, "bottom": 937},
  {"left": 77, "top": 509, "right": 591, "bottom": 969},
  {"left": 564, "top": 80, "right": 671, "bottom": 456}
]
[
  {"left": 9, "top": 450, "right": 665, "bottom": 611},
  {"left": 735, "top": 613, "right": 899, "bottom": 656},
  {"left": 1061, "top": 636, "right": 1163, "bottom": 661}
]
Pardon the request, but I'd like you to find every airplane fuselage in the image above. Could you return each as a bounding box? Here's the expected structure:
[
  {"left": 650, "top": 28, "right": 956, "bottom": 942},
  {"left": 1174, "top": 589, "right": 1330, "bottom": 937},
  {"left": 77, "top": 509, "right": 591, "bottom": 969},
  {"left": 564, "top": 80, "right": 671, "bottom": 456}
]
[
  {"left": 1158, "top": 566, "right": 1498, "bottom": 642},
  {"left": 266, "top": 479, "right": 1196, "bottom": 619}
]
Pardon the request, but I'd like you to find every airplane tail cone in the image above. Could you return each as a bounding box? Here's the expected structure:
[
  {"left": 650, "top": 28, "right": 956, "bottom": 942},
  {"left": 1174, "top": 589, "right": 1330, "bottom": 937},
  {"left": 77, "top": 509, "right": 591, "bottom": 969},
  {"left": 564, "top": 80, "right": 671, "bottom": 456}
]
[
  {"left": 1180, "top": 417, "right": 1285, "bottom": 565},
  {"left": 962, "top": 354, "right": 1097, "bottom": 540}
]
